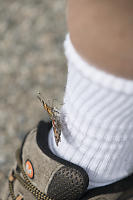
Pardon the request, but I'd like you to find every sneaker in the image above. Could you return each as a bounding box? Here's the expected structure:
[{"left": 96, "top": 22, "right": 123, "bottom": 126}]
[{"left": 2, "top": 121, "right": 133, "bottom": 200}]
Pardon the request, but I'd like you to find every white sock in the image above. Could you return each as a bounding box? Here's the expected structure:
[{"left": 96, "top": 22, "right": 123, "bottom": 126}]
[{"left": 49, "top": 34, "right": 133, "bottom": 189}]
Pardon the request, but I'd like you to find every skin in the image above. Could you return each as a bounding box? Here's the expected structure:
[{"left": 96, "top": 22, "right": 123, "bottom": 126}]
[{"left": 67, "top": 0, "right": 133, "bottom": 79}]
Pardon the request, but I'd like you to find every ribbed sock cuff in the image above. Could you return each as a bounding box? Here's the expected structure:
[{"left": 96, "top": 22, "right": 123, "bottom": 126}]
[{"left": 64, "top": 34, "right": 133, "bottom": 94}]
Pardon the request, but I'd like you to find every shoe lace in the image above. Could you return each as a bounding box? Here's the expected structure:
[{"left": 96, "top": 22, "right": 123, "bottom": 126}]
[{"left": 8, "top": 149, "right": 53, "bottom": 200}]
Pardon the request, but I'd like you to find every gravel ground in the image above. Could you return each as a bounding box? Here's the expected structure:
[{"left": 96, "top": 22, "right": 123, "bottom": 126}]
[{"left": 0, "top": 0, "right": 67, "bottom": 195}]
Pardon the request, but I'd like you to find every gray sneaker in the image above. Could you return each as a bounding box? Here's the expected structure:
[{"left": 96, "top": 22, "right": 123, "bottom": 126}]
[{"left": 2, "top": 121, "right": 133, "bottom": 200}]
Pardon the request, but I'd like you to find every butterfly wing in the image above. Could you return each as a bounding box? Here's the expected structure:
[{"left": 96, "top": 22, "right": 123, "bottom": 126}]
[{"left": 52, "top": 115, "right": 61, "bottom": 146}]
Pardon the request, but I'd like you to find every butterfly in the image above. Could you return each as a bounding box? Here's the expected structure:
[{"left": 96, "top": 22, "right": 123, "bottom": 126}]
[{"left": 37, "top": 92, "right": 61, "bottom": 146}]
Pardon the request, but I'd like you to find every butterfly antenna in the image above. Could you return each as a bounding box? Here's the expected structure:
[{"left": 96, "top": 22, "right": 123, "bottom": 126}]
[{"left": 37, "top": 92, "right": 45, "bottom": 106}]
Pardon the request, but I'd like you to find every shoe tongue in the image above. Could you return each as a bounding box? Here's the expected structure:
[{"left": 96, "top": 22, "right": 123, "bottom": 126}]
[{"left": 22, "top": 123, "right": 89, "bottom": 200}]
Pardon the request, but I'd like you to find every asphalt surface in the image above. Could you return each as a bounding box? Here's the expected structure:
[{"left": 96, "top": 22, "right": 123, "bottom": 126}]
[{"left": 0, "top": 0, "right": 67, "bottom": 195}]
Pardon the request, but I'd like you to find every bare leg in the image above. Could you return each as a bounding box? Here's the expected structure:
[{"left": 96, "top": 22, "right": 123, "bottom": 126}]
[{"left": 68, "top": 0, "right": 133, "bottom": 79}]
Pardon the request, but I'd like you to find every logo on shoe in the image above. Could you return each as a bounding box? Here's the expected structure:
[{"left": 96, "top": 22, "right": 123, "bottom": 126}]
[{"left": 25, "top": 160, "right": 34, "bottom": 179}]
